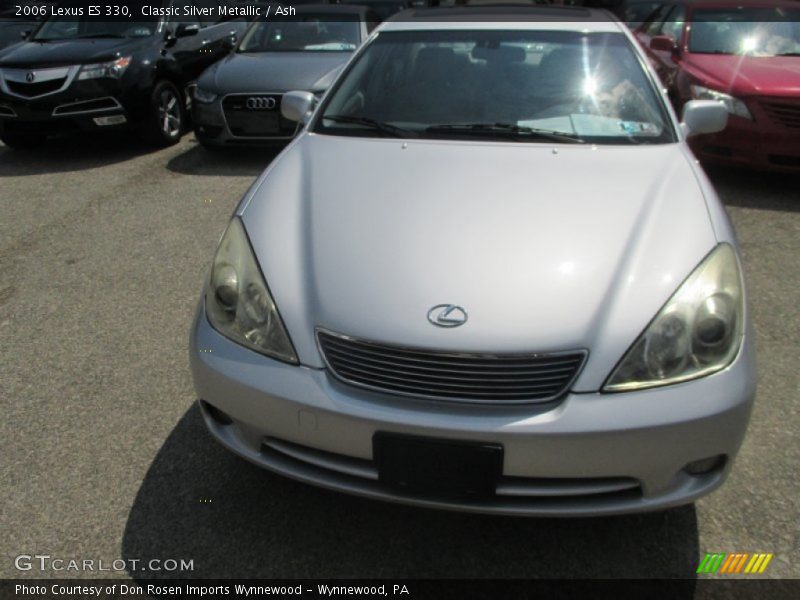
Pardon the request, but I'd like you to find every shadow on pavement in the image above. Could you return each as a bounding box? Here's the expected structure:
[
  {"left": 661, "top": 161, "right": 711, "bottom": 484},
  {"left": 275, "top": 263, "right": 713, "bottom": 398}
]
[
  {"left": 0, "top": 132, "right": 155, "bottom": 176},
  {"left": 706, "top": 165, "right": 800, "bottom": 213},
  {"left": 122, "top": 404, "right": 700, "bottom": 582},
  {"left": 166, "top": 142, "right": 281, "bottom": 177}
]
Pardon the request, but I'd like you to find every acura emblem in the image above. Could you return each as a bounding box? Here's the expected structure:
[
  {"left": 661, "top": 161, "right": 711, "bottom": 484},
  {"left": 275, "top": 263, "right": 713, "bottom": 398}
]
[
  {"left": 246, "top": 96, "right": 277, "bottom": 110},
  {"left": 25, "top": 71, "right": 35, "bottom": 83},
  {"left": 427, "top": 304, "right": 468, "bottom": 328}
]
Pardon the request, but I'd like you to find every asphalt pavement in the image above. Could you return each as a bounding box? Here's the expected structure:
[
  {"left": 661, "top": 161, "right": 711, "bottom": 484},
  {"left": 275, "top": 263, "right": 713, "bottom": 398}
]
[{"left": 1, "top": 133, "right": 798, "bottom": 580}]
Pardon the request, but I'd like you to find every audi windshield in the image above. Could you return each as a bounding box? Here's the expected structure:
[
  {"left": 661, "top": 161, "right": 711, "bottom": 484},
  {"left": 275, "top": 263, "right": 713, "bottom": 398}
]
[
  {"left": 238, "top": 17, "right": 360, "bottom": 53},
  {"left": 315, "top": 30, "right": 675, "bottom": 144}
]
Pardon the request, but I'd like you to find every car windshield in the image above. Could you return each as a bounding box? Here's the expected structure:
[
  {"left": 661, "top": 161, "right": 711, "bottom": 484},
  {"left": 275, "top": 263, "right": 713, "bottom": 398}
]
[
  {"left": 316, "top": 30, "right": 674, "bottom": 144},
  {"left": 689, "top": 8, "right": 800, "bottom": 56},
  {"left": 32, "top": 16, "right": 159, "bottom": 41},
  {"left": 238, "top": 16, "right": 360, "bottom": 53}
]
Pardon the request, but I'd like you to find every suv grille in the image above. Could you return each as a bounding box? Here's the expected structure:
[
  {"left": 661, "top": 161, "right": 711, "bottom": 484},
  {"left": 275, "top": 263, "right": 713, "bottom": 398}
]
[
  {"left": 318, "top": 331, "right": 586, "bottom": 404},
  {"left": 761, "top": 101, "right": 800, "bottom": 129},
  {"left": 7, "top": 78, "right": 66, "bottom": 98}
]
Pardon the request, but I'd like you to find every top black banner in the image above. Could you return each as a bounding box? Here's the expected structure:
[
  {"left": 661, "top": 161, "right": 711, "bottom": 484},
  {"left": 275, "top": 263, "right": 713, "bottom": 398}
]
[{"left": 2, "top": 0, "right": 799, "bottom": 23}]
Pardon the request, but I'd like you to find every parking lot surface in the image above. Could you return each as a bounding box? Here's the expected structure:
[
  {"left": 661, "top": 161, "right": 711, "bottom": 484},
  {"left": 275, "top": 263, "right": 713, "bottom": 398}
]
[{"left": 1, "top": 134, "right": 798, "bottom": 579}]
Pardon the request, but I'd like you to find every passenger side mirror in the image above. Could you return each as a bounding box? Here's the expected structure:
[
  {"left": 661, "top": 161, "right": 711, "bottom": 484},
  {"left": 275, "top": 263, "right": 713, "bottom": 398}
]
[
  {"left": 281, "top": 91, "right": 316, "bottom": 123},
  {"left": 650, "top": 35, "right": 678, "bottom": 54},
  {"left": 681, "top": 100, "right": 728, "bottom": 138}
]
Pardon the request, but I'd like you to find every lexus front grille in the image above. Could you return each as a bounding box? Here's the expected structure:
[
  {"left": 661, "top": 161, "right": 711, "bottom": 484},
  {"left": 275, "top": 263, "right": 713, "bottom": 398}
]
[{"left": 317, "top": 330, "right": 586, "bottom": 404}]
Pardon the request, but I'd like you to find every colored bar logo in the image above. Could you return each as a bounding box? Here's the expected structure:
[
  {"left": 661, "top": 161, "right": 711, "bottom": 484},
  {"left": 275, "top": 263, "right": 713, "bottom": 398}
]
[{"left": 697, "top": 553, "right": 774, "bottom": 574}]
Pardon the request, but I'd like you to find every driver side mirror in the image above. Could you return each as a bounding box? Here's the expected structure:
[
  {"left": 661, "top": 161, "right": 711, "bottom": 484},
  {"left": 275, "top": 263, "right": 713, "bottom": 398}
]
[
  {"left": 281, "top": 91, "right": 316, "bottom": 123},
  {"left": 175, "top": 23, "right": 201, "bottom": 38},
  {"left": 20, "top": 29, "right": 32, "bottom": 40},
  {"left": 681, "top": 100, "right": 728, "bottom": 138},
  {"left": 650, "top": 35, "right": 679, "bottom": 54}
]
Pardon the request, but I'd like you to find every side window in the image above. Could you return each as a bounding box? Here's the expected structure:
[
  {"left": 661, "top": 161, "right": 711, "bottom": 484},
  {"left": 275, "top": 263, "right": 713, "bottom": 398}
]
[
  {"left": 661, "top": 5, "right": 686, "bottom": 42},
  {"left": 643, "top": 4, "right": 671, "bottom": 37}
]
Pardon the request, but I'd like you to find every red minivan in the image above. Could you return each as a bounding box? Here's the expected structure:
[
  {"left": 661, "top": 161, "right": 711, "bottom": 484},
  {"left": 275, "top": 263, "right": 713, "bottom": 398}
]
[{"left": 635, "top": 0, "right": 800, "bottom": 171}]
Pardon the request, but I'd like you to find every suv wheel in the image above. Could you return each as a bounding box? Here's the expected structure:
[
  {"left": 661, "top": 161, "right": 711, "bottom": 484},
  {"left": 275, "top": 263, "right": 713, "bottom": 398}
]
[
  {"left": 0, "top": 133, "right": 46, "bottom": 149},
  {"left": 142, "top": 81, "right": 185, "bottom": 146}
]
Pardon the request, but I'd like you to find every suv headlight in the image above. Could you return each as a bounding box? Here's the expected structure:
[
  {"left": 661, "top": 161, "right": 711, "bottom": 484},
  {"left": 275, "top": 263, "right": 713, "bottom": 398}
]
[
  {"left": 690, "top": 85, "right": 752, "bottom": 120},
  {"left": 205, "top": 218, "right": 298, "bottom": 364},
  {"left": 604, "top": 244, "right": 744, "bottom": 392},
  {"left": 78, "top": 56, "right": 132, "bottom": 80},
  {"left": 194, "top": 87, "right": 218, "bottom": 104}
]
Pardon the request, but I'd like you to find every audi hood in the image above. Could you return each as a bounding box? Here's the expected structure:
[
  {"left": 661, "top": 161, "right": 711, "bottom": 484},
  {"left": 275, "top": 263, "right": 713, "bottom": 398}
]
[
  {"left": 237, "top": 134, "right": 724, "bottom": 390},
  {"left": 198, "top": 52, "right": 351, "bottom": 95}
]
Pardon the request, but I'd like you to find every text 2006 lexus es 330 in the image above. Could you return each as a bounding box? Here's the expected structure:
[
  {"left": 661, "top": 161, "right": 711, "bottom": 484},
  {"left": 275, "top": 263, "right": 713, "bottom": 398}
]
[{"left": 189, "top": 7, "right": 756, "bottom": 516}]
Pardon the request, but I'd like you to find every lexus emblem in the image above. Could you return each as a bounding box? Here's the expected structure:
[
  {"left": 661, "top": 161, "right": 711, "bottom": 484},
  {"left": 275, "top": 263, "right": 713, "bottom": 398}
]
[
  {"left": 25, "top": 71, "right": 35, "bottom": 83},
  {"left": 427, "top": 304, "right": 468, "bottom": 328},
  {"left": 246, "top": 96, "right": 276, "bottom": 110}
]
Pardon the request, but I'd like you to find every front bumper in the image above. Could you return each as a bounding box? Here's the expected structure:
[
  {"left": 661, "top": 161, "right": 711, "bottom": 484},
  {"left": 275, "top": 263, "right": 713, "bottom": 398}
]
[
  {"left": 192, "top": 94, "right": 300, "bottom": 147},
  {"left": 0, "top": 77, "right": 143, "bottom": 136},
  {"left": 690, "top": 110, "right": 800, "bottom": 172},
  {"left": 190, "top": 306, "right": 757, "bottom": 517}
]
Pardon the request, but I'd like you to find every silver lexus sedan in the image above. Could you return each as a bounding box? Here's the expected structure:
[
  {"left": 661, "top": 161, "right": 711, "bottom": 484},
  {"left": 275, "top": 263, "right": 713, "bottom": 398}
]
[{"left": 189, "top": 7, "right": 756, "bottom": 516}]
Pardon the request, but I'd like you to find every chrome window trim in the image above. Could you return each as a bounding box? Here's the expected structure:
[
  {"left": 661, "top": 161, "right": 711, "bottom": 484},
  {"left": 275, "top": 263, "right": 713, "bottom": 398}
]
[
  {"left": 315, "top": 327, "right": 589, "bottom": 406},
  {"left": 0, "top": 66, "right": 80, "bottom": 100},
  {"left": 52, "top": 96, "right": 123, "bottom": 117},
  {"left": 221, "top": 92, "right": 300, "bottom": 140}
]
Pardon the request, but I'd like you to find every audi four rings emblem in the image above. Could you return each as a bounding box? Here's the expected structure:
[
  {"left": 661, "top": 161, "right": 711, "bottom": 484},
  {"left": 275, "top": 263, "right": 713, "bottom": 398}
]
[
  {"left": 26, "top": 72, "right": 36, "bottom": 83},
  {"left": 246, "top": 96, "right": 277, "bottom": 110},
  {"left": 427, "top": 304, "right": 468, "bottom": 328}
]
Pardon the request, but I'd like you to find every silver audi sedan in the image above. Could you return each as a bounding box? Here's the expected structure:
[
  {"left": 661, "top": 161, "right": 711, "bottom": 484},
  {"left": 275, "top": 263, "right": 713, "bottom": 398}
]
[{"left": 189, "top": 7, "right": 756, "bottom": 516}]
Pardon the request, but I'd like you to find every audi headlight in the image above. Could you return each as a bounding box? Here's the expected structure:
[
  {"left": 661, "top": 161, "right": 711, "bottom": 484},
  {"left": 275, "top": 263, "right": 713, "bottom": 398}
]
[
  {"left": 690, "top": 85, "right": 752, "bottom": 120},
  {"left": 604, "top": 244, "right": 744, "bottom": 392},
  {"left": 78, "top": 56, "right": 132, "bottom": 80},
  {"left": 205, "top": 218, "right": 298, "bottom": 364},
  {"left": 194, "top": 87, "right": 218, "bottom": 104}
]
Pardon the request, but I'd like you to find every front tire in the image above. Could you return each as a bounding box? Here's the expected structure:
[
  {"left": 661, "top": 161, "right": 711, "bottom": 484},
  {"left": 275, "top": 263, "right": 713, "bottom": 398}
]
[
  {"left": 0, "top": 133, "right": 46, "bottom": 149},
  {"left": 141, "top": 81, "right": 185, "bottom": 147}
]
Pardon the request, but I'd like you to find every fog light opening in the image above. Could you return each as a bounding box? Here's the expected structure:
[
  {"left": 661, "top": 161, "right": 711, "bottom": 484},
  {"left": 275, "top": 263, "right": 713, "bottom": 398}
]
[
  {"left": 684, "top": 455, "right": 727, "bottom": 476},
  {"left": 201, "top": 400, "right": 233, "bottom": 426}
]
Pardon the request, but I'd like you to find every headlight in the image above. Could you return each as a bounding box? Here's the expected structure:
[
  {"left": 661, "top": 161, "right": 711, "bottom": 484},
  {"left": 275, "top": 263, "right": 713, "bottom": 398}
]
[
  {"left": 205, "top": 218, "right": 298, "bottom": 364},
  {"left": 690, "top": 85, "right": 752, "bottom": 120},
  {"left": 77, "top": 56, "right": 131, "bottom": 80},
  {"left": 604, "top": 244, "right": 743, "bottom": 392},
  {"left": 194, "top": 87, "right": 218, "bottom": 104}
]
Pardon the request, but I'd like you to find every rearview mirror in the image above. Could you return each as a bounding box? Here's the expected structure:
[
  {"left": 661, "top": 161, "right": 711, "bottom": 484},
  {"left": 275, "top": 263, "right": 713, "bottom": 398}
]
[
  {"left": 681, "top": 100, "right": 728, "bottom": 137},
  {"left": 650, "top": 35, "right": 678, "bottom": 53},
  {"left": 281, "top": 91, "right": 316, "bottom": 123}
]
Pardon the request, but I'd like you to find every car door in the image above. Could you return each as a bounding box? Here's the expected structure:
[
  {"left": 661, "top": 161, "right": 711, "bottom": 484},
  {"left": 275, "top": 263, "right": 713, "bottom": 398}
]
[{"left": 166, "top": 0, "right": 206, "bottom": 83}]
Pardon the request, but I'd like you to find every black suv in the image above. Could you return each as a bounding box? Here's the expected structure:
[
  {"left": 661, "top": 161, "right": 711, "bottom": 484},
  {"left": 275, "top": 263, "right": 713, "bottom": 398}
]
[{"left": 0, "top": 0, "right": 247, "bottom": 148}]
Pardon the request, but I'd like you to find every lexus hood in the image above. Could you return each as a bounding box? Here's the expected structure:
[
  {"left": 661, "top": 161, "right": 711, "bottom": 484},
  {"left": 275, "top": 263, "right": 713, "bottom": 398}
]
[
  {"left": 0, "top": 38, "right": 147, "bottom": 68},
  {"left": 200, "top": 52, "right": 351, "bottom": 94},
  {"left": 239, "top": 135, "right": 719, "bottom": 389}
]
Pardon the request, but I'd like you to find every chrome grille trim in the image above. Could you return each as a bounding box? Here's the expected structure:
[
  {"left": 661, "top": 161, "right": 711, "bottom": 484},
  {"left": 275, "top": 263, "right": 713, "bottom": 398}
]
[
  {"left": 317, "top": 329, "right": 587, "bottom": 405},
  {"left": 52, "top": 96, "right": 122, "bottom": 116},
  {"left": 0, "top": 104, "right": 16, "bottom": 117},
  {"left": 220, "top": 92, "right": 300, "bottom": 140},
  {"left": 0, "top": 66, "right": 79, "bottom": 99}
]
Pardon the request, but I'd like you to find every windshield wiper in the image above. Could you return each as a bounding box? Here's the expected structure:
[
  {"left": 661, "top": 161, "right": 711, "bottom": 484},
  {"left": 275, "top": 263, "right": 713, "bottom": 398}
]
[
  {"left": 425, "top": 122, "right": 585, "bottom": 144},
  {"left": 322, "top": 114, "right": 416, "bottom": 138}
]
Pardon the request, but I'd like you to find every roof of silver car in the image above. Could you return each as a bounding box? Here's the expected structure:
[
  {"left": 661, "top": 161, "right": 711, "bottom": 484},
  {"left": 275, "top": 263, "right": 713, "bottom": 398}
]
[{"left": 380, "top": 7, "right": 624, "bottom": 32}]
